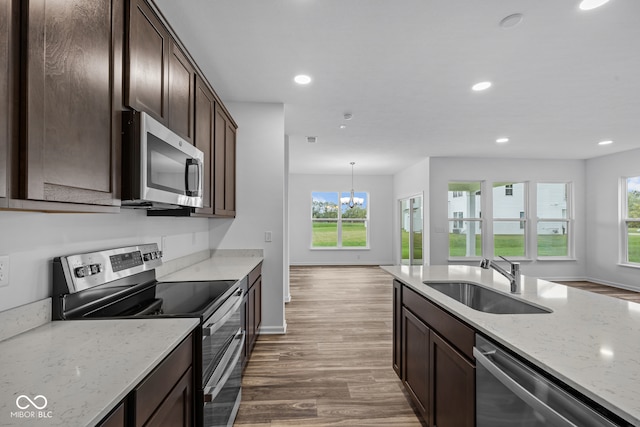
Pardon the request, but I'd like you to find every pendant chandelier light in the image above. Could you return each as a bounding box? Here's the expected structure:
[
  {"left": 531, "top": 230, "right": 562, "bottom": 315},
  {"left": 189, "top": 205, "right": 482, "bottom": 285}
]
[{"left": 348, "top": 162, "right": 356, "bottom": 208}]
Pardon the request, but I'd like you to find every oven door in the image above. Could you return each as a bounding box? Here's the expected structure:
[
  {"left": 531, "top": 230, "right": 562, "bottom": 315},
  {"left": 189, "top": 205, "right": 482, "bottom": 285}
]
[
  {"left": 203, "top": 328, "right": 244, "bottom": 427},
  {"left": 201, "top": 288, "right": 244, "bottom": 380}
]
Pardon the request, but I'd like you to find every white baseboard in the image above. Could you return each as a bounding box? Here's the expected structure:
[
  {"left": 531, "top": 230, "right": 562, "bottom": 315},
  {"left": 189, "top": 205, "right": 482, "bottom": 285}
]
[{"left": 258, "top": 323, "right": 287, "bottom": 335}]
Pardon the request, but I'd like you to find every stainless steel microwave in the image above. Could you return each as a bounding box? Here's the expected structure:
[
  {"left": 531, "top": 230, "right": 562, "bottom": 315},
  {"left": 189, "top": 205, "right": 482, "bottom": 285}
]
[{"left": 122, "top": 110, "right": 204, "bottom": 209}]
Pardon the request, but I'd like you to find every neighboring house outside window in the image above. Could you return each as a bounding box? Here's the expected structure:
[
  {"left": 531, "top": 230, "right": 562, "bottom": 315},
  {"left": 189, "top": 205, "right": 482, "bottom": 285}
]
[
  {"left": 311, "top": 191, "right": 369, "bottom": 248},
  {"left": 537, "top": 183, "right": 571, "bottom": 257},
  {"left": 623, "top": 176, "right": 640, "bottom": 265},
  {"left": 448, "top": 182, "right": 482, "bottom": 258},
  {"left": 493, "top": 182, "right": 526, "bottom": 257},
  {"left": 447, "top": 181, "right": 573, "bottom": 260}
]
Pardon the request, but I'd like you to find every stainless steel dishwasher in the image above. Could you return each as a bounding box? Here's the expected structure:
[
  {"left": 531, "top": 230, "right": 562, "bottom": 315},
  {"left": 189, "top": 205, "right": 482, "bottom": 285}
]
[{"left": 474, "top": 335, "right": 629, "bottom": 427}]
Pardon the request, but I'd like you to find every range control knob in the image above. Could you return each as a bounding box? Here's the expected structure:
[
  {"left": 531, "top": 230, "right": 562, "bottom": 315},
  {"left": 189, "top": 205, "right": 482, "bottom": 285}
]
[
  {"left": 143, "top": 253, "right": 152, "bottom": 261},
  {"left": 90, "top": 263, "right": 102, "bottom": 274},
  {"left": 74, "top": 266, "right": 88, "bottom": 278}
]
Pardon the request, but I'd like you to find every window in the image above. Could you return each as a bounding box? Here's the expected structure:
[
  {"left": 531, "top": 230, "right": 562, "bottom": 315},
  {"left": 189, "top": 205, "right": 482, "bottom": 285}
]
[
  {"left": 311, "top": 191, "right": 369, "bottom": 248},
  {"left": 537, "top": 183, "right": 571, "bottom": 257},
  {"left": 623, "top": 177, "right": 640, "bottom": 264},
  {"left": 493, "top": 182, "right": 526, "bottom": 257},
  {"left": 448, "top": 182, "right": 482, "bottom": 257}
]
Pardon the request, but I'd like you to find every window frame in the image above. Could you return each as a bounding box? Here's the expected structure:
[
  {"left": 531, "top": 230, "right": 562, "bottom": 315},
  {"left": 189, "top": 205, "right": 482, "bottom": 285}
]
[
  {"left": 621, "top": 176, "right": 640, "bottom": 267},
  {"left": 493, "top": 182, "right": 528, "bottom": 258},
  {"left": 447, "top": 181, "right": 483, "bottom": 259},
  {"left": 447, "top": 180, "right": 575, "bottom": 262},
  {"left": 310, "top": 191, "right": 370, "bottom": 250},
  {"left": 536, "top": 182, "right": 573, "bottom": 260}
]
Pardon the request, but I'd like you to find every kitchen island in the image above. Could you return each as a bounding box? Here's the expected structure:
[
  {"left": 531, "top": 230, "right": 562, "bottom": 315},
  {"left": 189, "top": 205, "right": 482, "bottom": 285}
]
[{"left": 382, "top": 264, "right": 640, "bottom": 426}]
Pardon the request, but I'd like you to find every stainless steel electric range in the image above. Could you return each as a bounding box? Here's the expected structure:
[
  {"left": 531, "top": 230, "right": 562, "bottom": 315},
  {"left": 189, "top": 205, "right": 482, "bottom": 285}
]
[{"left": 52, "top": 243, "right": 245, "bottom": 427}]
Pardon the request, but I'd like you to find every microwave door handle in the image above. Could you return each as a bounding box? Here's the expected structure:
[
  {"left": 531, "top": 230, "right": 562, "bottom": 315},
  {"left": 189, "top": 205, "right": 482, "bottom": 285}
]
[
  {"left": 473, "top": 347, "right": 578, "bottom": 427},
  {"left": 184, "top": 158, "right": 201, "bottom": 197}
]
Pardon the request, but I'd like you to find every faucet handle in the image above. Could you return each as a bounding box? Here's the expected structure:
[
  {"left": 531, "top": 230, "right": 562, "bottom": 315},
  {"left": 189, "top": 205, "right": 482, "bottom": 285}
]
[{"left": 479, "top": 258, "right": 491, "bottom": 269}]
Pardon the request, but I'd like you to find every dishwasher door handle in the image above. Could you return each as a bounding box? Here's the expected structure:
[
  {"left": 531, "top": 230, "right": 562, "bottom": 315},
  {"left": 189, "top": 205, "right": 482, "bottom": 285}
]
[{"left": 473, "top": 347, "right": 578, "bottom": 427}]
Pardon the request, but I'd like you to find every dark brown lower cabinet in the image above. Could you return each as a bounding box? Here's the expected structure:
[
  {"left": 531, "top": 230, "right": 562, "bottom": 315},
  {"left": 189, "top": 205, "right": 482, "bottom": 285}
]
[
  {"left": 134, "top": 334, "right": 193, "bottom": 427},
  {"left": 97, "top": 333, "right": 194, "bottom": 427},
  {"left": 142, "top": 367, "right": 193, "bottom": 427},
  {"left": 395, "top": 281, "right": 475, "bottom": 427},
  {"left": 402, "top": 307, "right": 431, "bottom": 421},
  {"left": 98, "top": 402, "right": 126, "bottom": 427},
  {"left": 392, "top": 279, "right": 402, "bottom": 375},
  {"left": 430, "top": 330, "right": 475, "bottom": 427},
  {"left": 246, "top": 263, "right": 262, "bottom": 358}
]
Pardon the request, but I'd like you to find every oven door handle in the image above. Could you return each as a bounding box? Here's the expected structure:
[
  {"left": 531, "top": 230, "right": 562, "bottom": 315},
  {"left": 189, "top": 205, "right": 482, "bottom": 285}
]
[
  {"left": 203, "top": 329, "right": 245, "bottom": 404},
  {"left": 202, "top": 289, "right": 243, "bottom": 338}
]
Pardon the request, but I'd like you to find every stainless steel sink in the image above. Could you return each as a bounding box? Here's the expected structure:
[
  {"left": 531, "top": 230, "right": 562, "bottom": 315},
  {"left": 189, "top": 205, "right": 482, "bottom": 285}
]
[{"left": 423, "top": 282, "right": 552, "bottom": 314}]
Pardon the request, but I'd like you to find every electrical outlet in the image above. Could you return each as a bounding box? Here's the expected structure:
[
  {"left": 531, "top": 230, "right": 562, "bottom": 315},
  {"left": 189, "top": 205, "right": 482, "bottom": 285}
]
[
  {"left": 0, "top": 255, "right": 9, "bottom": 287},
  {"left": 265, "top": 231, "right": 272, "bottom": 242}
]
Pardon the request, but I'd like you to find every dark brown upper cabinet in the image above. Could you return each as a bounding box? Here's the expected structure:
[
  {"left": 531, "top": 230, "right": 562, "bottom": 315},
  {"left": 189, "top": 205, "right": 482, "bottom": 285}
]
[
  {"left": 0, "top": 0, "right": 19, "bottom": 208},
  {"left": 214, "top": 104, "right": 236, "bottom": 217},
  {"left": 168, "top": 42, "right": 195, "bottom": 144},
  {"left": 193, "top": 75, "right": 215, "bottom": 216},
  {"left": 126, "top": 0, "right": 195, "bottom": 144},
  {"left": 126, "top": 0, "right": 169, "bottom": 125},
  {"left": 17, "top": 0, "right": 122, "bottom": 211}
]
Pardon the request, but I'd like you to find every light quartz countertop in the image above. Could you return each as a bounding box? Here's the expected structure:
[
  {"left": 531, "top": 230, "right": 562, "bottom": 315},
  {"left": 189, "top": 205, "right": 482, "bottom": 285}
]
[
  {"left": 0, "top": 318, "right": 198, "bottom": 427},
  {"left": 158, "top": 251, "right": 263, "bottom": 283},
  {"left": 381, "top": 264, "right": 640, "bottom": 426}
]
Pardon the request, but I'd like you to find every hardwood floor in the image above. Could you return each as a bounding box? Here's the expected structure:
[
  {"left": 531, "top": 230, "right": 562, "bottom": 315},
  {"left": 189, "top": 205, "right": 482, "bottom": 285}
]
[
  {"left": 235, "top": 266, "right": 422, "bottom": 427},
  {"left": 555, "top": 281, "right": 640, "bottom": 304}
]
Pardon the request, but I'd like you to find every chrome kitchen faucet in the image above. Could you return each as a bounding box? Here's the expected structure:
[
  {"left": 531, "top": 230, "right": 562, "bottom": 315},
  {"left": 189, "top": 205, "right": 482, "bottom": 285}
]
[{"left": 480, "top": 256, "right": 521, "bottom": 294}]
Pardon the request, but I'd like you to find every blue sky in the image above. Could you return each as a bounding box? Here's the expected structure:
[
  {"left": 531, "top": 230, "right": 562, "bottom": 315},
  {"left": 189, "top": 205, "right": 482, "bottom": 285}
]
[{"left": 628, "top": 176, "right": 640, "bottom": 192}]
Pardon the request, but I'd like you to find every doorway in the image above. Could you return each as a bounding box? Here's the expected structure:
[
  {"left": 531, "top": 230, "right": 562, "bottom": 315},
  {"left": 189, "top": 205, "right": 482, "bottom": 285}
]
[{"left": 400, "top": 195, "right": 423, "bottom": 265}]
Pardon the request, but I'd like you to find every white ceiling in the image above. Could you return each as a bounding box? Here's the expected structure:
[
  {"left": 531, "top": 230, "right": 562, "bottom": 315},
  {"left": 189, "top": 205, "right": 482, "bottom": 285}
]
[{"left": 154, "top": 0, "right": 640, "bottom": 175}]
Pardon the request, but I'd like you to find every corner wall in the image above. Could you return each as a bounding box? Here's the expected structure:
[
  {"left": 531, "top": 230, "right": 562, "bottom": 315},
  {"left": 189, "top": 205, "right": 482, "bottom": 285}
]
[
  {"left": 392, "top": 158, "right": 430, "bottom": 266},
  {"left": 585, "top": 148, "right": 640, "bottom": 290},
  {"left": 210, "top": 102, "right": 287, "bottom": 334}
]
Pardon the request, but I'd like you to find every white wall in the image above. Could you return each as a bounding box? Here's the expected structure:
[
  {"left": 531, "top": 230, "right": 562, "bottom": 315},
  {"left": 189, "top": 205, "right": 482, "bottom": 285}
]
[
  {"left": 392, "top": 158, "right": 430, "bottom": 265},
  {"left": 0, "top": 209, "right": 209, "bottom": 312},
  {"left": 209, "top": 102, "right": 287, "bottom": 334},
  {"left": 289, "top": 174, "right": 394, "bottom": 265},
  {"left": 429, "top": 157, "right": 586, "bottom": 280},
  {"left": 585, "top": 148, "right": 640, "bottom": 290}
]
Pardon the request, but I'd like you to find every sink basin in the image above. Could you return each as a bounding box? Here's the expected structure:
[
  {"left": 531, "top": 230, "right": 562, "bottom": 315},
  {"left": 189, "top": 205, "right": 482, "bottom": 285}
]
[{"left": 423, "top": 282, "right": 552, "bottom": 314}]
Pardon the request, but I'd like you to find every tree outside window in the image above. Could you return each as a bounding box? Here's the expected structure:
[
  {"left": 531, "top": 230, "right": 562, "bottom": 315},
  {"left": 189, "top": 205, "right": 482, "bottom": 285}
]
[{"left": 312, "top": 191, "right": 369, "bottom": 248}]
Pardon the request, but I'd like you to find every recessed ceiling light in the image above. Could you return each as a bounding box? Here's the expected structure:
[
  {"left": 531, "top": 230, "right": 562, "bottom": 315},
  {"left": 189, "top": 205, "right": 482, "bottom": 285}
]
[
  {"left": 343, "top": 113, "right": 353, "bottom": 120},
  {"left": 472, "top": 81, "right": 492, "bottom": 91},
  {"left": 579, "top": 0, "right": 610, "bottom": 11},
  {"left": 294, "top": 74, "right": 312, "bottom": 85},
  {"left": 499, "top": 13, "right": 524, "bottom": 29},
  {"left": 496, "top": 137, "right": 510, "bottom": 143},
  {"left": 306, "top": 136, "right": 317, "bottom": 143},
  {"left": 598, "top": 140, "right": 613, "bottom": 145}
]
